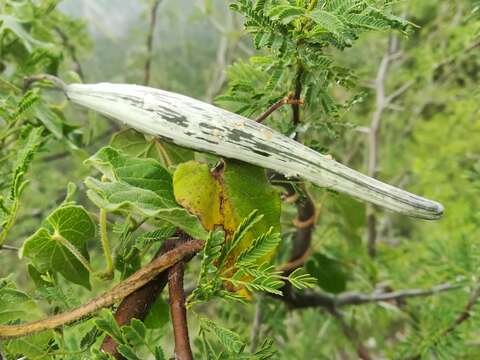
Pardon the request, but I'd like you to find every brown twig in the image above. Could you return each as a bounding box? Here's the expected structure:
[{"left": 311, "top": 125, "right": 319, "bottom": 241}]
[
  {"left": 255, "top": 94, "right": 304, "bottom": 123},
  {"left": 292, "top": 65, "right": 304, "bottom": 140},
  {"left": 445, "top": 284, "right": 480, "bottom": 335},
  {"left": 101, "top": 238, "right": 181, "bottom": 358},
  {"left": 144, "top": 0, "right": 163, "bottom": 85},
  {"left": 0, "top": 240, "right": 204, "bottom": 339},
  {"left": 409, "top": 284, "right": 480, "bottom": 360},
  {"left": 169, "top": 260, "right": 193, "bottom": 360}
]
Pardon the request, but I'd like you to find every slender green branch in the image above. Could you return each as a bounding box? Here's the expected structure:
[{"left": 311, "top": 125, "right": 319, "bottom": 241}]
[{"left": 99, "top": 207, "right": 114, "bottom": 278}]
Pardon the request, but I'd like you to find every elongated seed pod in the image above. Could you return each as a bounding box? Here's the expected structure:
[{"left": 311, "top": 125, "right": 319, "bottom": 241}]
[{"left": 65, "top": 83, "right": 444, "bottom": 220}]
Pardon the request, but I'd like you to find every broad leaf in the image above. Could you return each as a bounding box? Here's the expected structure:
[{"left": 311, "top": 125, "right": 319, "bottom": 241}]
[
  {"left": 306, "top": 252, "right": 347, "bottom": 294},
  {"left": 109, "top": 129, "right": 194, "bottom": 166},
  {"left": 20, "top": 205, "right": 94, "bottom": 289},
  {"left": 85, "top": 147, "right": 208, "bottom": 240},
  {"left": 173, "top": 160, "right": 281, "bottom": 285},
  {"left": 85, "top": 178, "right": 207, "bottom": 240},
  {"left": 173, "top": 160, "right": 223, "bottom": 230}
]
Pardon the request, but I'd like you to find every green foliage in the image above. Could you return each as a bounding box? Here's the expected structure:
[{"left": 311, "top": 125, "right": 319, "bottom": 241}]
[
  {"left": 197, "top": 317, "right": 277, "bottom": 359},
  {"left": 93, "top": 309, "right": 166, "bottom": 360},
  {"left": 1, "top": 0, "right": 479, "bottom": 358},
  {"left": 220, "top": 0, "right": 408, "bottom": 132},
  {"left": 85, "top": 146, "right": 208, "bottom": 240},
  {"left": 190, "top": 211, "right": 315, "bottom": 304},
  {"left": 306, "top": 252, "right": 347, "bottom": 293},
  {"left": 21, "top": 204, "right": 94, "bottom": 289}
]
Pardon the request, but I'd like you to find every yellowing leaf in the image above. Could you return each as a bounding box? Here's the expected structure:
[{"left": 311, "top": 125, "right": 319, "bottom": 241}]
[
  {"left": 172, "top": 160, "right": 281, "bottom": 269},
  {"left": 173, "top": 161, "right": 222, "bottom": 230}
]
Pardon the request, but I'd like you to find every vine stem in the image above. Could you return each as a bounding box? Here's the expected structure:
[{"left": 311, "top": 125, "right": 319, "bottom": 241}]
[
  {"left": 99, "top": 207, "right": 114, "bottom": 278},
  {"left": 0, "top": 240, "right": 204, "bottom": 339},
  {"left": 169, "top": 260, "right": 193, "bottom": 360}
]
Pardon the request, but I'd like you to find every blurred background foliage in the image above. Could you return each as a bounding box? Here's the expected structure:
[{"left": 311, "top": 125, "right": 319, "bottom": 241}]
[{"left": 1, "top": 0, "right": 480, "bottom": 358}]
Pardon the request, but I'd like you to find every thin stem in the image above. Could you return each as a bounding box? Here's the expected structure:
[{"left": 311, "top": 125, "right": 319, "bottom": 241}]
[
  {"left": 52, "top": 232, "right": 94, "bottom": 274},
  {"left": 154, "top": 140, "right": 173, "bottom": 167},
  {"left": 169, "top": 261, "right": 193, "bottom": 360},
  {"left": 256, "top": 94, "right": 304, "bottom": 123},
  {"left": 445, "top": 284, "right": 480, "bottom": 335},
  {"left": 144, "top": 0, "right": 163, "bottom": 85},
  {"left": 0, "top": 245, "right": 19, "bottom": 252},
  {"left": 0, "top": 240, "right": 204, "bottom": 339},
  {"left": 99, "top": 207, "right": 114, "bottom": 278}
]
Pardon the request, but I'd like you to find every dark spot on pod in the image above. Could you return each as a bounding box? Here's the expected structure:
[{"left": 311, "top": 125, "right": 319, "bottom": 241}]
[
  {"left": 199, "top": 122, "right": 224, "bottom": 131},
  {"left": 226, "top": 128, "right": 255, "bottom": 142},
  {"left": 252, "top": 149, "right": 271, "bottom": 157},
  {"left": 195, "top": 136, "right": 219, "bottom": 145}
]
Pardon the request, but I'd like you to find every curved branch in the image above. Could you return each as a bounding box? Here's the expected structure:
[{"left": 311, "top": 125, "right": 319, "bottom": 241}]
[{"left": 0, "top": 240, "right": 204, "bottom": 339}]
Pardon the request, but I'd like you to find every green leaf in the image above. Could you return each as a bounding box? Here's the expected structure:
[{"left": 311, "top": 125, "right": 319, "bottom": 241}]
[
  {"left": 201, "top": 318, "right": 246, "bottom": 354},
  {"left": 20, "top": 205, "right": 94, "bottom": 289},
  {"left": 85, "top": 147, "right": 208, "bottom": 240},
  {"left": 95, "top": 309, "right": 124, "bottom": 344},
  {"left": 222, "top": 160, "right": 282, "bottom": 259},
  {"left": 144, "top": 296, "right": 170, "bottom": 329},
  {"left": 0, "top": 15, "right": 50, "bottom": 52},
  {"left": 306, "top": 252, "right": 347, "bottom": 294},
  {"left": 11, "top": 126, "right": 44, "bottom": 198},
  {"left": 0, "top": 278, "right": 41, "bottom": 323},
  {"left": 85, "top": 177, "right": 207, "bottom": 240},
  {"left": 110, "top": 129, "right": 150, "bottom": 157},
  {"left": 85, "top": 146, "right": 173, "bottom": 196},
  {"left": 230, "top": 263, "right": 284, "bottom": 295},
  {"left": 122, "top": 319, "right": 146, "bottom": 347},
  {"left": 117, "top": 344, "right": 141, "bottom": 360},
  {"left": 287, "top": 268, "right": 317, "bottom": 290},
  {"left": 269, "top": 5, "right": 305, "bottom": 24},
  {"left": 154, "top": 346, "right": 166, "bottom": 360},
  {"left": 33, "top": 101, "right": 64, "bottom": 139},
  {"left": 309, "top": 9, "right": 352, "bottom": 44},
  {"left": 237, "top": 228, "right": 281, "bottom": 265},
  {"left": 173, "top": 160, "right": 223, "bottom": 230},
  {"left": 135, "top": 225, "right": 176, "bottom": 250},
  {"left": 110, "top": 129, "right": 194, "bottom": 166}
]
